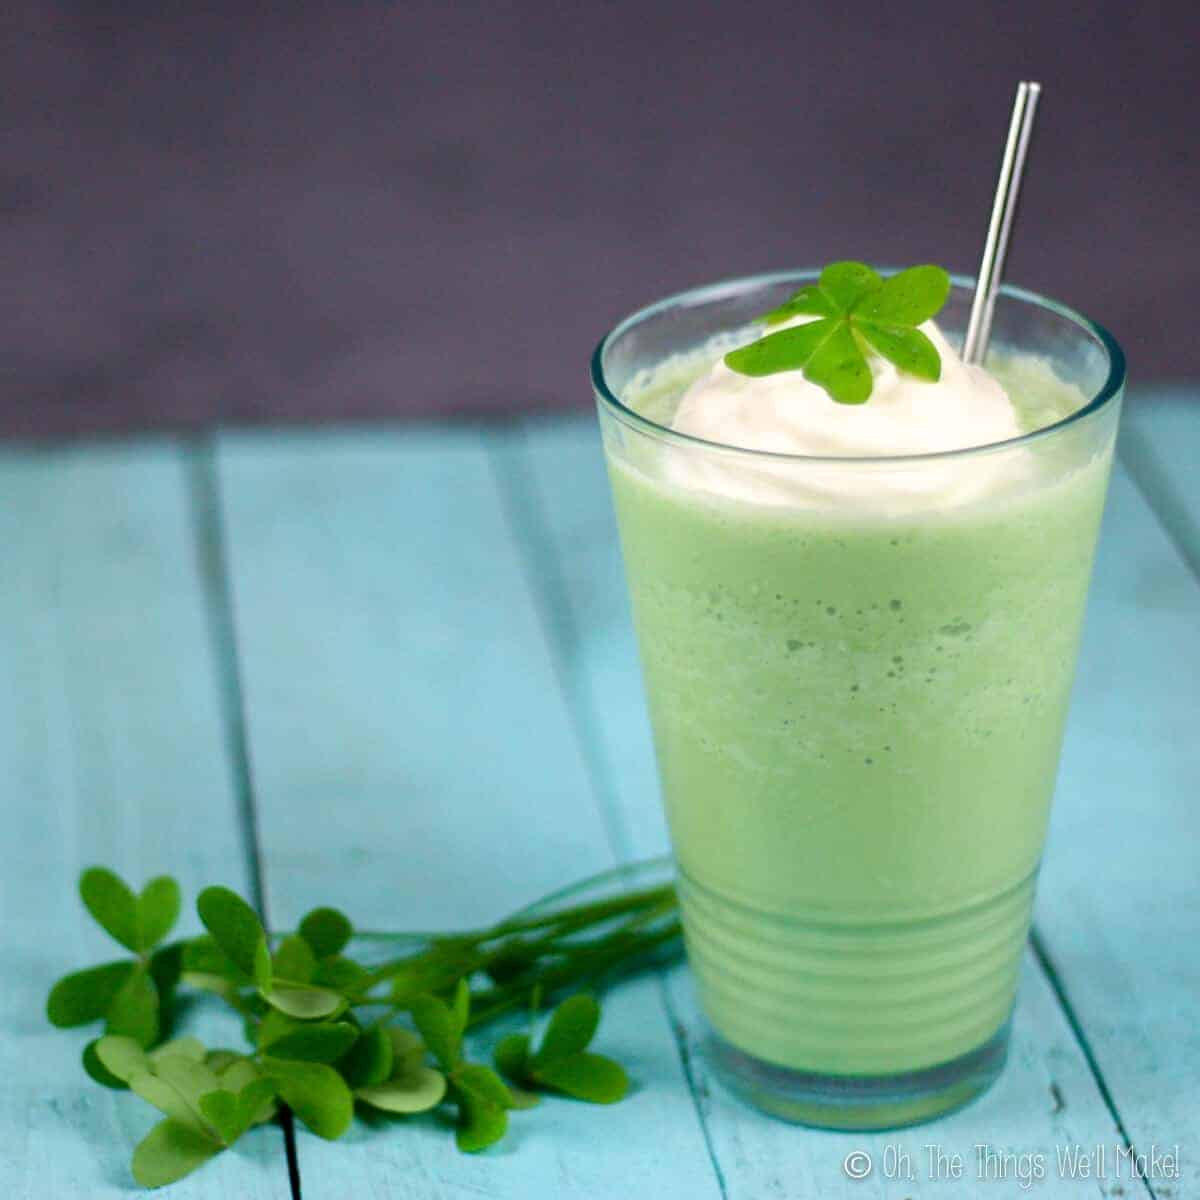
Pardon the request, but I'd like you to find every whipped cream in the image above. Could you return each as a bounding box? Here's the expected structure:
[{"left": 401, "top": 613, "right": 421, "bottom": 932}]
[{"left": 661, "top": 318, "right": 1027, "bottom": 511}]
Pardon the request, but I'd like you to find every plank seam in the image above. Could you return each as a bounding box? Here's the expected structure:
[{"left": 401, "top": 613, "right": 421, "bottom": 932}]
[
  {"left": 486, "top": 425, "right": 632, "bottom": 864},
  {"left": 487, "top": 424, "right": 730, "bottom": 1200},
  {"left": 659, "top": 980, "right": 730, "bottom": 1200},
  {"left": 1118, "top": 426, "right": 1200, "bottom": 591},
  {"left": 186, "top": 440, "right": 269, "bottom": 916},
  {"left": 1029, "top": 929, "right": 1158, "bottom": 1200},
  {"left": 185, "top": 436, "right": 305, "bottom": 1200}
]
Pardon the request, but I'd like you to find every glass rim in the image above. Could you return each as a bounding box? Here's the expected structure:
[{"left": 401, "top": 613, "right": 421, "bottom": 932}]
[{"left": 591, "top": 269, "right": 1126, "bottom": 466}]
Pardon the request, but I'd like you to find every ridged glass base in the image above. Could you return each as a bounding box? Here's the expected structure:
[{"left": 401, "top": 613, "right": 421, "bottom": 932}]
[
  {"left": 706, "top": 1019, "right": 1010, "bottom": 1130},
  {"left": 677, "top": 866, "right": 1034, "bottom": 1077}
]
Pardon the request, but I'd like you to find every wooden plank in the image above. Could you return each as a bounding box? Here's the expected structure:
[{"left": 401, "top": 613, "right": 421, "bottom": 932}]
[
  {"left": 0, "top": 443, "right": 290, "bottom": 1198},
  {"left": 1121, "top": 388, "right": 1200, "bottom": 582},
  {"left": 513, "top": 417, "right": 1164, "bottom": 1198},
  {"left": 1035, "top": 460, "right": 1200, "bottom": 1195},
  {"left": 215, "top": 427, "right": 723, "bottom": 1198}
]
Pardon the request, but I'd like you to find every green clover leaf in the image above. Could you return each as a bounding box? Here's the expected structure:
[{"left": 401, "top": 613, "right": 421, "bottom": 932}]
[
  {"left": 339, "top": 1022, "right": 393, "bottom": 1089},
  {"left": 260, "top": 1021, "right": 359, "bottom": 1064},
  {"left": 311, "top": 954, "right": 369, "bottom": 994},
  {"left": 298, "top": 907, "right": 354, "bottom": 958},
  {"left": 493, "top": 993, "right": 629, "bottom": 1105},
  {"left": 136, "top": 878, "right": 182, "bottom": 952},
  {"left": 262, "top": 1058, "right": 354, "bottom": 1140},
  {"left": 104, "top": 966, "right": 160, "bottom": 1048},
  {"left": 533, "top": 1052, "right": 628, "bottom": 1104},
  {"left": 533, "top": 993, "right": 600, "bottom": 1066},
  {"left": 725, "top": 261, "right": 951, "bottom": 403},
  {"left": 131, "top": 1119, "right": 221, "bottom": 1188},
  {"left": 196, "top": 887, "right": 272, "bottom": 991},
  {"left": 79, "top": 868, "right": 141, "bottom": 953},
  {"left": 355, "top": 1028, "right": 447, "bottom": 1115},
  {"left": 47, "top": 961, "right": 135, "bottom": 1028},
  {"left": 491, "top": 1033, "right": 540, "bottom": 1109},
  {"left": 263, "top": 982, "right": 346, "bottom": 1021},
  {"left": 272, "top": 934, "right": 317, "bottom": 984},
  {"left": 451, "top": 1063, "right": 512, "bottom": 1152},
  {"left": 125, "top": 1052, "right": 277, "bottom": 1186}
]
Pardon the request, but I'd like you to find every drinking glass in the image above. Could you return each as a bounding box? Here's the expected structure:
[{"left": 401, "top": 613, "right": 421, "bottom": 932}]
[{"left": 593, "top": 272, "right": 1124, "bottom": 1128}]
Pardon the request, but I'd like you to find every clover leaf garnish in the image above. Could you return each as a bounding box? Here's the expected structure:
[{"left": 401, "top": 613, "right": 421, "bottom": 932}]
[
  {"left": 724, "top": 261, "right": 952, "bottom": 404},
  {"left": 46, "top": 865, "right": 674, "bottom": 1187}
]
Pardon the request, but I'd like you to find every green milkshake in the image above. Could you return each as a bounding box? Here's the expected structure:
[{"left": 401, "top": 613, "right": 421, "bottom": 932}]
[{"left": 594, "top": 267, "right": 1124, "bottom": 1127}]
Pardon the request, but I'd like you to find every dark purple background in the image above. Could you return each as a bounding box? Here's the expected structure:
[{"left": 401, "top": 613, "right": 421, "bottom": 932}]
[{"left": 3, "top": 1, "right": 1197, "bottom": 438}]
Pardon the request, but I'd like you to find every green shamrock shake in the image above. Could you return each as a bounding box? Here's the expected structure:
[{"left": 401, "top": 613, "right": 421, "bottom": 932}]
[{"left": 595, "top": 264, "right": 1124, "bottom": 1127}]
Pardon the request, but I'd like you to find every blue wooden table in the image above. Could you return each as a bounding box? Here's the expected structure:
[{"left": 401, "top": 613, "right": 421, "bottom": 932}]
[{"left": 3, "top": 392, "right": 1196, "bottom": 1198}]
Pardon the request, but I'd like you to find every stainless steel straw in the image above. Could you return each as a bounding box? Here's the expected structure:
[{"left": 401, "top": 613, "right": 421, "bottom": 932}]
[{"left": 962, "top": 81, "right": 1042, "bottom": 365}]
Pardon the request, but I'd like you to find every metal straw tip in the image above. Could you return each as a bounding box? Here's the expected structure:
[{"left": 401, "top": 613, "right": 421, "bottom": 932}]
[{"left": 962, "top": 83, "right": 1043, "bottom": 364}]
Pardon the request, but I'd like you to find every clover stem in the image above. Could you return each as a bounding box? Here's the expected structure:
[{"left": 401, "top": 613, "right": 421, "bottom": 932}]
[
  {"left": 466, "top": 921, "right": 682, "bottom": 1028},
  {"left": 269, "top": 883, "right": 675, "bottom": 950},
  {"left": 354, "top": 883, "right": 678, "bottom": 993}
]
